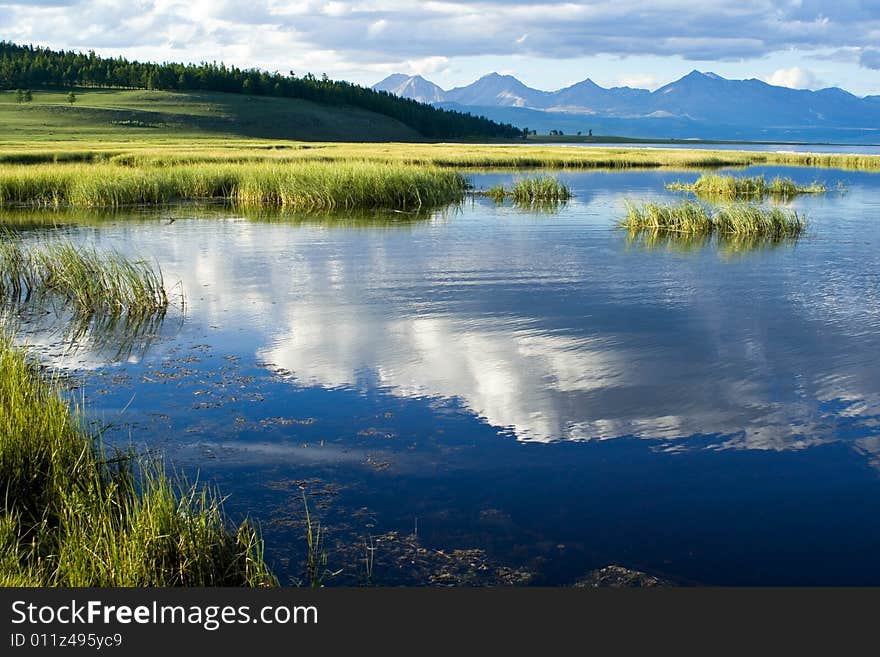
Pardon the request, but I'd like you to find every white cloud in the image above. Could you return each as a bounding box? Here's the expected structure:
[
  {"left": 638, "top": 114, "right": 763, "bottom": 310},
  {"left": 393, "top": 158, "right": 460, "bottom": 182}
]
[
  {"left": 616, "top": 73, "right": 660, "bottom": 90},
  {"left": 3, "top": 1, "right": 879, "bottom": 90},
  {"left": 367, "top": 19, "right": 388, "bottom": 38},
  {"left": 764, "top": 66, "right": 819, "bottom": 89},
  {"left": 405, "top": 56, "right": 450, "bottom": 76}
]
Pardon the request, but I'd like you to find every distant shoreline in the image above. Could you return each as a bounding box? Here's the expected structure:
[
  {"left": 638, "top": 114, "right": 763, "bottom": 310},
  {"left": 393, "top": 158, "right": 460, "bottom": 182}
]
[{"left": 523, "top": 134, "right": 880, "bottom": 147}]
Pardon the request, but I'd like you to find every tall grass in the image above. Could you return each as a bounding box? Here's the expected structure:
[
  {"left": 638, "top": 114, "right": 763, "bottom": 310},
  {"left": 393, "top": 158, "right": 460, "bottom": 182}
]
[
  {"left": 0, "top": 239, "right": 169, "bottom": 316},
  {"left": 474, "top": 175, "right": 571, "bottom": 203},
  {"left": 2, "top": 142, "right": 880, "bottom": 172},
  {"left": 666, "top": 174, "right": 826, "bottom": 199},
  {"left": 0, "top": 162, "right": 467, "bottom": 210},
  {"left": 621, "top": 200, "right": 805, "bottom": 237},
  {"left": 510, "top": 176, "right": 572, "bottom": 203},
  {"left": 0, "top": 337, "right": 275, "bottom": 586}
]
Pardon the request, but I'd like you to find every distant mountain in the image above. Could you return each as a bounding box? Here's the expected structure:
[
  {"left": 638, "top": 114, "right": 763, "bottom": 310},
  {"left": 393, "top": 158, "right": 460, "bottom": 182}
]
[
  {"left": 445, "top": 72, "right": 550, "bottom": 108},
  {"left": 550, "top": 78, "right": 649, "bottom": 114},
  {"left": 373, "top": 70, "right": 880, "bottom": 142},
  {"left": 373, "top": 74, "right": 446, "bottom": 104}
]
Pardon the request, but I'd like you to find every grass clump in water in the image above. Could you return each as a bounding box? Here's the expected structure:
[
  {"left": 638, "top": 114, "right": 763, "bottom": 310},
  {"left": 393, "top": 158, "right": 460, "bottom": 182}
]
[
  {"left": 0, "top": 239, "right": 169, "bottom": 316},
  {"left": 474, "top": 176, "right": 572, "bottom": 204},
  {"left": 713, "top": 204, "right": 806, "bottom": 236},
  {"left": 510, "top": 176, "right": 572, "bottom": 203},
  {"left": 621, "top": 201, "right": 713, "bottom": 233},
  {"left": 0, "top": 337, "right": 276, "bottom": 586},
  {"left": 666, "top": 174, "right": 826, "bottom": 200},
  {"left": 621, "top": 200, "right": 805, "bottom": 237}
]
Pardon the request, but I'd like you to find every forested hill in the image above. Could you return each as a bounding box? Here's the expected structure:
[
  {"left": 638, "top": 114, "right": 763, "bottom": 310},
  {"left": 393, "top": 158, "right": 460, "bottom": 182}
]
[{"left": 0, "top": 42, "right": 524, "bottom": 139}]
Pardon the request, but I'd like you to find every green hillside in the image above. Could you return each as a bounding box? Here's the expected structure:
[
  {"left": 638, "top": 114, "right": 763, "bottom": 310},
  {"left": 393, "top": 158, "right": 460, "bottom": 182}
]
[
  {"left": 0, "top": 42, "right": 524, "bottom": 140},
  {"left": 0, "top": 88, "right": 421, "bottom": 143}
]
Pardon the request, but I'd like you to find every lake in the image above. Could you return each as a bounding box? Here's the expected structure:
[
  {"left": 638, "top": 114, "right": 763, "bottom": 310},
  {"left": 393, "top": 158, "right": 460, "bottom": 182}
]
[
  {"left": 7, "top": 164, "right": 880, "bottom": 585},
  {"left": 526, "top": 142, "right": 880, "bottom": 155}
]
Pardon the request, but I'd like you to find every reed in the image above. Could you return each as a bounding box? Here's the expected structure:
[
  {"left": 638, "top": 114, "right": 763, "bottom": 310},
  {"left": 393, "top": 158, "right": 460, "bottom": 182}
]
[
  {"left": 0, "top": 239, "right": 169, "bottom": 316},
  {"left": 713, "top": 204, "right": 806, "bottom": 236},
  {"left": 621, "top": 201, "right": 714, "bottom": 233},
  {"left": 666, "top": 174, "right": 826, "bottom": 199},
  {"left": 621, "top": 200, "right": 805, "bottom": 236},
  {"left": 0, "top": 337, "right": 275, "bottom": 586},
  {"left": 473, "top": 176, "right": 572, "bottom": 203},
  {"left": 2, "top": 142, "right": 880, "bottom": 172},
  {"left": 510, "top": 176, "right": 572, "bottom": 203},
  {"left": 0, "top": 161, "right": 467, "bottom": 210}
]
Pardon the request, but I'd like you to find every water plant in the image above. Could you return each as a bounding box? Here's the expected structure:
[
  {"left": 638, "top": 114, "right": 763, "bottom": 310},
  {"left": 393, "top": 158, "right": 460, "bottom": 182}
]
[
  {"left": 0, "top": 161, "right": 468, "bottom": 211},
  {"left": 621, "top": 200, "right": 805, "bottom": 237},
  {"left": 301, "top": 491, "right": 341, "bottom": 587},
  {"left": 0, "top": 239, "right": 169, "bottom": 316},
  {"left": 473, "top": 176, "right": 572, "bottom": 204},
  {"left": 0, "top": 336, "right": 275, "bottom": 586},
  {"left": 666, "top": 174, "right": 826, "bottom": 200}
]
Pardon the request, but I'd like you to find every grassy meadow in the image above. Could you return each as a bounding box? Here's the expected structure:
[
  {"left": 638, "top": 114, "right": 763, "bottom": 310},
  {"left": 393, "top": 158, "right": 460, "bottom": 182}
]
[{"left": 0, "top": 88, "right": 419, "bottom": 143}]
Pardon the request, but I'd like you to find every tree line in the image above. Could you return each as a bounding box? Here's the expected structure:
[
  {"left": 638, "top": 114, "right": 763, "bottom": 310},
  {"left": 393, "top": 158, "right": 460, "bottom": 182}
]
[{"left": 0, "top": 42, "right": 525, "bottom": 139}]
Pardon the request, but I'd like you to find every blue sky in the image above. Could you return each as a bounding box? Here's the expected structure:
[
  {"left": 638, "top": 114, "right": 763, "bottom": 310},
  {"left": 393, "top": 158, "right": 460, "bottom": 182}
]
[{"left": 2, "top": 1, "right": 879, "bottom": 96}]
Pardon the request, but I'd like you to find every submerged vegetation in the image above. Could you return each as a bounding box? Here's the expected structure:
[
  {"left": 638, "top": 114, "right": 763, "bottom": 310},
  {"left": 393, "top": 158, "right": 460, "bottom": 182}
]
[
  {"left": 0, "top": 161, "right": 467, "bottom": 210},
  {"left": 625, "top": 227, "right": 799, "bottom": 257},
  {"left": 666, "top": 174, "right": 827, "bottom": 199},
  {"left": 621, "top": 200, "right": 806, "bottom": 237},
  {"left": 0, "top": 337, "right": 275, "bottom": 586},
  {"left": 0, "top": 239, "right": 169, "bottom": 315}
]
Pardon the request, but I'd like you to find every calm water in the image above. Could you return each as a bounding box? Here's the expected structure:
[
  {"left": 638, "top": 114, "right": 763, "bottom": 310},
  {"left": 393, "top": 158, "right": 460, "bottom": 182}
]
[
  {"left": 8, "top": 165, "right": 880, "bottom": 585},
  {"left": 527, "top": 142, "right": 880, "bottom": 155}
]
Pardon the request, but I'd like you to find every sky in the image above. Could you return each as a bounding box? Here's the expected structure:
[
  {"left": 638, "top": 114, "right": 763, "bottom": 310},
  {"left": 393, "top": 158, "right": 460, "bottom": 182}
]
[{"left": 2, "top": 1, "right": 880, "bottom": 96}]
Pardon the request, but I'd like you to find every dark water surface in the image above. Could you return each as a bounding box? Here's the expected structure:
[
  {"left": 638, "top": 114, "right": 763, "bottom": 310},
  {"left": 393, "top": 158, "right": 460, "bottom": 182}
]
[{"left": 7, "top": 165, "right": 880, "bottom": 585}]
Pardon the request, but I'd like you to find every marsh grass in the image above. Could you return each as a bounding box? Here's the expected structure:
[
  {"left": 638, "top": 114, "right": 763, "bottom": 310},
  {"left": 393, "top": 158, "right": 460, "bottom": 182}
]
[
  {"left": 0, "top": 337, "right": 275, "bottom": 586},
  {"left": 666, "top": 174, "right": 827, "bottom": 200},
  {"left": 621, "top": 200, "right": 805, "bottom": 237},
  {"left": 0, "top": 162, "right": 467, "bottom": 211},
  {"left": 510, "top": 176, "right": 572, "bottom": 203},
  {"left": 473, "top": 176, "right": 572, "bottom": 205},
  {"left": 0, "top": 239, "right": 169, "bottom": 316},
  {"left": 2, "top": 141, "right": 880, "bottom": 172},
  {"left": 301, "top": 491, "right": 342, "bottom": 587}
]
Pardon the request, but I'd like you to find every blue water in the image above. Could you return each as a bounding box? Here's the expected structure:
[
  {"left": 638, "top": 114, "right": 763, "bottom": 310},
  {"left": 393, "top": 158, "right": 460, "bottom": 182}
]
[
  {"left": 7, "top": 164, "right": 880, "bottom": 585},
  {"left": 525, "top": 142, "right": 880, "bottom": 155}
]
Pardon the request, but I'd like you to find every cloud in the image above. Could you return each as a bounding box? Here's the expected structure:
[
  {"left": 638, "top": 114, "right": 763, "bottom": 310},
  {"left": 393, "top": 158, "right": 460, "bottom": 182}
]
[
  {"left": 616, "top": 74, "right": 660, "bottom": 90},
  {"left": 861, "top": 48, "right": 880, "bottom": 69},
  {"left": 3, "top": 1, "right": 880, "bottom": 81},
  {"left": 764, "top": 66, "right": 819, "bottom": 89},
  {"left": 406, "top": 56, "right": 450, "bottom": 76}
]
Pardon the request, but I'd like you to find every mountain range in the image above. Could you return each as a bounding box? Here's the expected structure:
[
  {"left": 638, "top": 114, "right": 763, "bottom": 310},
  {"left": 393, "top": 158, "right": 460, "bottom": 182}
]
[{"left": 374, "top": 71, "right": 880, "bottom": 142}]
